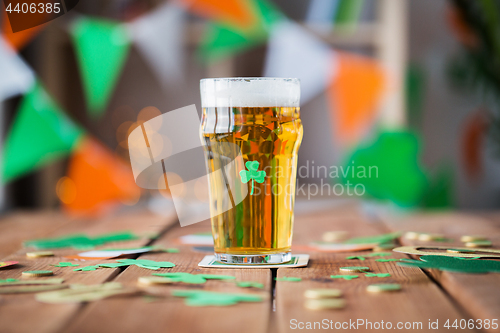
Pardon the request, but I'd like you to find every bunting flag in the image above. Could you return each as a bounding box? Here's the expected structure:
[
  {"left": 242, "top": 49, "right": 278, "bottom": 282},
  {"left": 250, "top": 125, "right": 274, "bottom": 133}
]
[
  {"left": 1, "top": 12, "right": 46, "bottom": 50},
  {"left": 2, "top": 83, "right": 84, "bottom": 183},
  {"left": 334, "top": 0, "right": 365, "bottom": 29},
  {"left": 461, "top": 110, "right": 488, "bottom": 181},
  {"left": 306, "top": 0, "right": 340, "bottom": 32},
  {"left": 264, "top": 20, "right": 334, "bottom": 105},
  {"left": 70, "top": 17, "right": 131, "bottom": 119},
  {"left": 59, "top": 136, "right": 140, "bottom": 215},
  {"left": 0, "top": 37, "right": 35, "bottom": 101},
  {"left": 127, "top": 2, "right": 186, "bottom": 88},
  {"left": 342, "top": 131, "right": 428, "bottom": 208},
  {"left": 327, "top": 52, "right": 386, "bottom": 147},
  {"left": 198, "top": 0, "right": 283, "bottom": 63},
  {"left": 178, "top": 0, "right": 257, "bottom": 30}
]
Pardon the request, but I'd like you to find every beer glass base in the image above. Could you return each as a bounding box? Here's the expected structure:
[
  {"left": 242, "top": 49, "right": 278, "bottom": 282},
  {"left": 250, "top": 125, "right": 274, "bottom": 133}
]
[{"left": 215, "top": 252, "right": 292, "bottom": 265}]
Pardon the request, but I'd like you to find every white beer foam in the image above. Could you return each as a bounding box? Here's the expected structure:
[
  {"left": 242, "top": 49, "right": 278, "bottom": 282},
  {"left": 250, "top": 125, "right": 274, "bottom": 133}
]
[{"left": 200, "top": 77, "right": 300, "bottom": 108}]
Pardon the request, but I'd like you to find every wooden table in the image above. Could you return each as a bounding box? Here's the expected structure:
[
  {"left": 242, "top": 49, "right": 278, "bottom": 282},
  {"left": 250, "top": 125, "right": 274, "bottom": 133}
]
[{"left": 0, "top": 201, "right": 499, "bottom": 333}]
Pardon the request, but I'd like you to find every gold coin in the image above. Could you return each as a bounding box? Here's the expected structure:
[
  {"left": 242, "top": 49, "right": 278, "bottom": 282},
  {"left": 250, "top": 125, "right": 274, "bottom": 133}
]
[
  {"left": 26, "top": 251, "right": 54, "bottom": 258},
  {"left": 322, "top": 231, "right": 349, "bottom": 243},
  {"left": 22, "top": 270, "right": 53, "bottom": 277},
  {"left": 460, "top": 235, "right": 487, "bottom": 243},
  {"left": 137, "top": 276, "right": 176, "bottom": 286},
  {"left": 465, "top": 240, "right": 492, "bottom": 248},
  {"left": 304, "top": 298, "right": 345, "bottom": 310},
  {"left": 304, "top": 288, "right": 342, "bottom": 299},
  {"left": 340, "top": 266, "right": 369, "bottom": 273},
  {"left": 404, "top": 232, "right": 420, "bottom": 240},
  {"left": 446, "top": 248, "right": 476, "bottom": 253},
  {"left": 418, "top": 233, "right": 445, "bottom": 241},
  {"left": 366, "top": 283, "right": 401, "bottom": 293}
]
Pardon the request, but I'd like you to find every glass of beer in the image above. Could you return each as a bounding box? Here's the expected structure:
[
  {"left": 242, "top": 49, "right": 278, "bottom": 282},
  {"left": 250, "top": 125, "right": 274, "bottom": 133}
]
[{"left": 200, "top": 78, "right": 303, "bottom": 264}]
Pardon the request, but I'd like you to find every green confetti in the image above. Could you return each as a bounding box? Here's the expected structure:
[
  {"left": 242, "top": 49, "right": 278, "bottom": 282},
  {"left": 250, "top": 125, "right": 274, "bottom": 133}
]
[
  {"left": 0, "top": 278, "right": 18, "bottom": 283},
  {"left": 346, "top": 256, "right": 366, "bottom": 260},
  {"left": 330, "top": 275, "right": 359, "bottom": 280},
  {"left": 172, "top": 289, "right": 263, "bottom": 307},
  {"left": 74, "top": 259, "right": 175, "bottom": 272},
  {"left": 343, "top": 233, "right": 400, "bottom": 245},
  {"left": 25, "top": 231, "right": 139, "bottom": 250},
  {"left": 52, "top": 262, "right": 79, "bottom": 267},
  {"left": 398, "top": 255, "right": 500, "bottom": 273},
  {"left": 164, "top": 248, "right": 180, "bottom": 253},
  {"left": 152, "top": 272, "right": 235, "bottom": 284},
  {"left": 375, "top": 259, "right": 402, "bottom": 262},
  {"left": 365, "top": 273, "right": 391, "bottom": 278},
  {"left": 275, "top": 277, "right": 301, "bottom": 282},
  {"left": 236, "top": 281, "right": 264, "bottom": 289}
]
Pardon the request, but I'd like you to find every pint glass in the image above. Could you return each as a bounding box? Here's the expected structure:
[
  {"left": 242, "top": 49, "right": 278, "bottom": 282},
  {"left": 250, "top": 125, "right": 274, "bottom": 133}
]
[{"left": 200, "top": 78, "right": 302, "bottom": 264}]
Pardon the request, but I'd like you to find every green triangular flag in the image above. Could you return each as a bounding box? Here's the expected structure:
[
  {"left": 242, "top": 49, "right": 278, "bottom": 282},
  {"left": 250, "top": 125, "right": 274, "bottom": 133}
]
[
  {"left": 2, "top": 83, "right": 84, "bottom": 183},
  {"left": 342, "top": 131, "right": 429, "bottom": 207},
  {"left": 335, "top": 0, "right": 365, "bottom": 29},
  {"left": 198, "top": 0, "right": 284, "bottom": 63},
  {"left": 71, "top": 17, "right": 130, "bottom": 118}
]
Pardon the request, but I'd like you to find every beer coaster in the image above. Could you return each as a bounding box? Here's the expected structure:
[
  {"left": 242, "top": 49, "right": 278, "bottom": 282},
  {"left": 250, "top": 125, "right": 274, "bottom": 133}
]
[{"left": 198, "top": 254, "right": 309, "bottom": 269}]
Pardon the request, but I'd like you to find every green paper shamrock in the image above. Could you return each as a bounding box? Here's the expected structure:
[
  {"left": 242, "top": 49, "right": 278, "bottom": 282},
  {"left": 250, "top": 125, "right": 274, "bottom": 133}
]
[
  {"left": 53, "top": 262, "right": 79, "bottom": 267},
  {"left": 236, "top": 281, "right": 264, "bottom": 289},
  {"left": 367, "top": 252, "right": 393, "bottom": 257},
  {"left": 172, "top": 290, "right": 263, "bottom": 307},
  {"left": 398, "top": 255, "right": 500, "bottom": 274},
  {"left": 74, "top": 259, "right": 175, "bottom": 272},
  {"left": 330, "top": 275, "right": 359, "bottom": 280},
  {"left": 239, "top": 161, "right": 266, "bottom": 195},
  {"left": 0, "top": 278, "right": 18, "bottom": 283},
  {"left": 275, "top": 277, "right": 301, "bottom": 282},
  {"left": 152, "top": 272, "right": 236, "bottom": 284},
  {"left": 346, "top": 256, "right": 366, "bottom": 261},
  {"left": 375, "top": 259, "right": 402, "bottom": 262}
]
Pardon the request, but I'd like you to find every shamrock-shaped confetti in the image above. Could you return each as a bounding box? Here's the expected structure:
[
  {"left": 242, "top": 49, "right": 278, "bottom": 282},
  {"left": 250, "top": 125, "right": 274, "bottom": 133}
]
[
  {"left": 74, "top": 259, "right": 175, "bottom": 271},
  {"left": 365, "top": 273, "right": 391, "bottom": 278},
  {"left": 52, "top": 262, "right": 79, "bottom": 267},
  {"left": 275, "top": 277, "right": 301, "bottom": 282},
  {"left": 375, "top": 259, "right": 402, "bottom": 262},
  {"left": 236, "top": 281, "right": 264, "bottom": 289},
  {"left": 152, "top": 272, "right": 235, "bottom": 284},
  {"left": 346, "top": 256, "right": 366, "bottom": 261},
  {"left": 330, "top": 275, "right": 359, "bottom": 280},
  {"left": 172, "top": 290, "right": 263, "bottom": 307},
  {"left": 239, "top": 161, "right": 266, "bottom": 195}
]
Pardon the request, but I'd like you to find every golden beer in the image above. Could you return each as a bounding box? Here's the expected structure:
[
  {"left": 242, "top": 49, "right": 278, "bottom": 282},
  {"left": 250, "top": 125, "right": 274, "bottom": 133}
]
[{"left": 200, "top": 78, "right": 302, "bottom": 264}]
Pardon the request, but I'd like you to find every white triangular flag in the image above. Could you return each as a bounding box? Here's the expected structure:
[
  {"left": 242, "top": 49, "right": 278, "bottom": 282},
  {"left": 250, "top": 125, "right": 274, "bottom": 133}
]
[
  {"left": 127, "top": 3, "right": 186, "bottom": 89},
  {"left": 0, "top": 38, "right": 35, "bottom": 101},
  {"left": 306, "top": 0, "right": 340, "bottom": 32},
  {"left": 263, "top": 20, "right": 336, "bottom": 105}
]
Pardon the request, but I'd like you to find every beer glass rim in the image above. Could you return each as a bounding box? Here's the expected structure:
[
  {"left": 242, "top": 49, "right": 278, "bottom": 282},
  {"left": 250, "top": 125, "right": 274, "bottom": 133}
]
[{"left": 200, "top": 77, "right": 299, "bottom": 83}]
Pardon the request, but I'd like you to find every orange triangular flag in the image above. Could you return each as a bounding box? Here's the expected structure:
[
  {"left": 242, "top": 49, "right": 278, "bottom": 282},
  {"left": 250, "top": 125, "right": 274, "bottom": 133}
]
[
  {"left": 58, "top": 136, "right": 140, "bottom": 216},
  {"left": 2, "top": 13, "right": 47, "bottom": 50},
  {"left": 462, "top": 110, "right": 487, "bottom": 182},
  {"left": 178, "top": 0, "right": 256, "bottom": 30},
  {"left": 327, "top": 52, "right": 386, "bottom": 147}
]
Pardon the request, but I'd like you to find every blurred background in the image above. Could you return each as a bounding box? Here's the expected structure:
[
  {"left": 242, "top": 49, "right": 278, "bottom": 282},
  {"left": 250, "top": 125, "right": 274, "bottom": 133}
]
[{"left": 1, "top": 0, "right": 500, "bottom": 217}]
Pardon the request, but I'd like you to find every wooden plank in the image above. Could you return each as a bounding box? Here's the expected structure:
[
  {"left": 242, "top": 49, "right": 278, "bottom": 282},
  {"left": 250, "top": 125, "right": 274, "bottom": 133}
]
[
  {"left": 0, "top": 209, "right": 177, "bottom": 333},
  {"left": 0, "top": 211, "right": 74, "bottom": 258},
  {"left": 378, "top": 210, "right": 500, "bottom": 332},
  {"left": 65, "top": 221, "right": 272, "bottom": 333},
  {"left": 276, "top": 204, "right": 475, "bottom": 333}
]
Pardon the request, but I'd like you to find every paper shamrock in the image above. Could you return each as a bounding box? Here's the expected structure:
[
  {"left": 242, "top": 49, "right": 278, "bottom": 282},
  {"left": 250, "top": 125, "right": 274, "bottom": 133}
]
[
  {"left": 239, "top": 161, "right": 266, "bottom": 195},
  {"left": 398, "top": 255, "right": 500, "bottom": 274},
  {"left": 152, "top": 272, "right": 235, "bottom": 284},
  {"left": 330, "top": 275, "right": 359, "bottom": 280},
  {"left": 25, "top": 231, "right": 139, "bottom": 250},
  {"left": 236, "top": 281, "right": 264, "bottom": 289},
  {"left": 365, "top": 273, "right": 391, "bottom": 278},
  {"left": 172, "top": 289, "right": 263, "bottom": 307},
  {"left": 274, "top": 277, "right": 301, "bottom": 282},
  {"left": 74, "top": 259, "right": 175, "bottom": 271}
]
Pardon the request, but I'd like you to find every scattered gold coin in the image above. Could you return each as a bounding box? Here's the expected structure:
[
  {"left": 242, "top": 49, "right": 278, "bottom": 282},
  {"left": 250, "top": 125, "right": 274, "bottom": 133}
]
[
  {"left": 304, "top": 298, "right": 346, "bottom": 310},
  {"left": 366, "top": 283, "right": 401, "bottom": 293},
  {"left": 22, "top": 270, "right": 53, "bottom": 277},
  {"left": 404, "top": 232, "right": 420, "bottom": 240},
  {"left": 304, "top": 288, "right": 342, "bottom": 299},
  {"left": 340, "top": 266, "right": 369, "bottom": 273},
  {"left": 26, "top": 251, "right": 54, "bottom": 258},
  {"left": 322, "top": 231, "right": 349, "bottom": 243},
  {"left": 418, "top": 233, "right": 445, "bottom": 241},
  {"left": 465, "top": 240, "right": 492, "bottom": 248},
  {"left": 137, "top": 276, "right": 176, "bottom": 286},
  {"left": 460, "top": 235, "right": 487, "bottom": 243}
]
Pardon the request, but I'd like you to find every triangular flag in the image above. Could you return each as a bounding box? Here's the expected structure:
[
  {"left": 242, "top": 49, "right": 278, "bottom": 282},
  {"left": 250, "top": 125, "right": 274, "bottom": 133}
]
[
  {"left": 327, "top": 52, "right": 386, "bottom": 147},
  {"left": 0, "top": 38, "right": 35, "bottom": 101},
  {"left": 306, "top": 0, "right": 340, "bottom": 33},
  {"left": 334, "top": 0, "right": 365, "bottom": 29},
  {"left": 178, "top": 0, "right": 257, "bottom": 30},
  {"left": 60, "top": 136, "right": 140, "bottom": 215},
  {"left": 70, "top": 17, "right": 131, "bottom": 118},
  {"left": 198, "top": 0, "right": 283, "bottom": 63},
  {"left": 264, "top": 20, "right": 335, "bottom": 105},
  {"left": 461, "top": 110, "right": 487, "bottom": 181},
  {"left": 1, "top": 12, "right": 46, "bottom": 50},
  {"left": 2, "top": 83, "right": 84, "bottom": 183},
  {"left": 127, "top": 2, "right": 186, "bottom": 88}
]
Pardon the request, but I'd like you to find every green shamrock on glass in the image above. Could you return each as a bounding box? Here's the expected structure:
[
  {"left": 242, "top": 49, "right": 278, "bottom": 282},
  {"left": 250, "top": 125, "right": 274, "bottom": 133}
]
[{"left": 239, "top": 161, "right": 266, "bottom": 195}]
